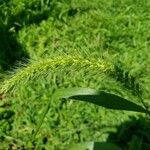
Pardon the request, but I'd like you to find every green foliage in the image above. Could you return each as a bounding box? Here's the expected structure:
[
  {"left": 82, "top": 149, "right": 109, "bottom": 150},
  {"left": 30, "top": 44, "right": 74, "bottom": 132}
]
[
  {"left": 32, "top": 87, "right": 148, "bottom": 145},
  {"left": 1, "top": 0, "right": 150, "bottom": 149}
]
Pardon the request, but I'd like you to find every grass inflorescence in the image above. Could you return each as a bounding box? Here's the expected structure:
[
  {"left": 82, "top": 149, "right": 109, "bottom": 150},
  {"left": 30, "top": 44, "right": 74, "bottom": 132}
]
[{"left": 0, "top": 54, "right": 112, "bottom": 94}]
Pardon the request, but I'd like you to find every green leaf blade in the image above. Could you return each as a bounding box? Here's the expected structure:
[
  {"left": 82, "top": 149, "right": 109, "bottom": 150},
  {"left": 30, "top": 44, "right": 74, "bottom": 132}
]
[
  {"left": 54, "top": 87, "right": 147, "bottom": 113},
  {"left": 68, "top": 142, "right": 122, "bottom": 150}
]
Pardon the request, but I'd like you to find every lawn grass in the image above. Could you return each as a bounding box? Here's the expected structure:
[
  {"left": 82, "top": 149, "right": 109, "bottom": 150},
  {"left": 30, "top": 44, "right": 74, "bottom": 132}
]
[{"left": 0, "top": 0, "right": 150, "bottom": 149}]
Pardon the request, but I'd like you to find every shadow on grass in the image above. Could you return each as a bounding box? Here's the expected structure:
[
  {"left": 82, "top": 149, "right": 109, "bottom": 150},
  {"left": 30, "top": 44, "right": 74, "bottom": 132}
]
[
  {"left": 107, "top": 116, "right": 150, "bottom": 150},
  {"left": 0, "top": 25, "right": 28, "bottom": 71},
  {"left": 0, "top": 0, "right": 54, "bottom": 71}
]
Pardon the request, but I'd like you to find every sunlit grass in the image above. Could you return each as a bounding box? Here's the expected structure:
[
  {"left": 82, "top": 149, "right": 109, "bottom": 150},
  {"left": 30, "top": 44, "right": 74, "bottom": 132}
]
[{"left": 0, "top": 0, "right": 150, "bottom": 149}]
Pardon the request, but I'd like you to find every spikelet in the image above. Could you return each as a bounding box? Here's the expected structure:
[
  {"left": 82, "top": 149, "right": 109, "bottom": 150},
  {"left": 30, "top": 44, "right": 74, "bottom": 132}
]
[{"left": 0, "top": 54, "right": 113, "bottom": 94}]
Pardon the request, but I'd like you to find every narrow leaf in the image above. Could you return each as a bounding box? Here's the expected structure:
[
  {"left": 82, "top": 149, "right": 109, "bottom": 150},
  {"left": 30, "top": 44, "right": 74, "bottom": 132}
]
[
  {"left": 54, "top": 87, "right": 147, "bottom": 113},
  {"left": 68, "top": 142, "right": 122, "bottom": 150}
]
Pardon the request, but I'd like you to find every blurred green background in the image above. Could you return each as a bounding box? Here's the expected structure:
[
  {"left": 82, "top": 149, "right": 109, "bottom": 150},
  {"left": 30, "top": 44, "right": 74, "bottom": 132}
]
[{"left": 0, "top": 0, "right": 150, "bottom": 149}]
